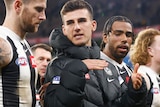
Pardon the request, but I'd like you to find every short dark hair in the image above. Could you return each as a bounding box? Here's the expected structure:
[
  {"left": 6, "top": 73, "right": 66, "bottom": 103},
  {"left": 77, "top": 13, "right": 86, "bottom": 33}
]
[
  {"left": 100, "top": 16, "right": 133, "bottom": 51},
  {"left": 31, "top": 43, "right": 52, "bottom": 54},
  {"left": 60, "top": 0, "right": 94, "bottom": 22}
]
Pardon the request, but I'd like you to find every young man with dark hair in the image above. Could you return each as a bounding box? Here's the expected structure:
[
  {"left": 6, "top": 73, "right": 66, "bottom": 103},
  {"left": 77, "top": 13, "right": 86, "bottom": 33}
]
[
  {"left": 43, "top": 0, "right": 108, "bottom": 107},
  {"left": 100, "top": 15, "right": 147, "bottom": 107}
]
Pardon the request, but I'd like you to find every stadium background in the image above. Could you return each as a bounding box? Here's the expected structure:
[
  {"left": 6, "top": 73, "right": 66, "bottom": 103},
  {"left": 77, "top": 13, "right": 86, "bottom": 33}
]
[{"left": 0, "top": 0, "right": 160, "bottom": 45}]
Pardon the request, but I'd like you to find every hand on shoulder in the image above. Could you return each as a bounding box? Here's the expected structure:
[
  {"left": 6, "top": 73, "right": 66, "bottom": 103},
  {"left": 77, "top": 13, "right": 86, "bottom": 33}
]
[{"left": 82, "top": 59, "right": 108, "bottom": 70}]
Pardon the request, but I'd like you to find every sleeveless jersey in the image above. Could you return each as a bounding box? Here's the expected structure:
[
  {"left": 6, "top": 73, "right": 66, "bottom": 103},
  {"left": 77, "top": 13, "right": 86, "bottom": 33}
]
[
  {"left": 0, "top": 26, "right": 38, "bottom": 107},
  {"left": 138, "top": 65, "right": 160, "bottom": 107}
]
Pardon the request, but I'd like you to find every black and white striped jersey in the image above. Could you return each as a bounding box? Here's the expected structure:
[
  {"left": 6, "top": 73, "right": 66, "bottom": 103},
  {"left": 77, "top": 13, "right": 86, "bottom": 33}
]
[
  {"left": 0, "top": 26, "right": 38, "bottom": 107},
  {"left": 138, "top": 65, "right": 160, "bottom": 107}
]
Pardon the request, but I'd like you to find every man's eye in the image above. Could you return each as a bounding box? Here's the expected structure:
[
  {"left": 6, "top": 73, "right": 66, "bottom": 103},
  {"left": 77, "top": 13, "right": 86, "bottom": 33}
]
[
  {"left": 114, "top": 31, "right": 123, "bottom": 36},
  {"left": 35, "top": 7, "right": 44, "bottom": 12},
  {"left": 126, "top": 32, "right": 134, "bottom": 37},
  {"left": 78, "top": 18, "right": 87, "bottom": 23},
  {"left": 66, "top": 20, "right": 74, "bottom": 25}
]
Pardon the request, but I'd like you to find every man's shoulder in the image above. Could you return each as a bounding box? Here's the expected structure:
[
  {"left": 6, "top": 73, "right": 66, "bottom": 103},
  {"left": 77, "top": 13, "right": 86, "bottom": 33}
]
[
  {"left": 48, "top": 55, "right": 72, "bottom": 66},
  {"left": 0, "top": 36, "right": 12, "bottom": 67},
  {"left": 0, "top": 26, "right": 7, "bottom": 39}
]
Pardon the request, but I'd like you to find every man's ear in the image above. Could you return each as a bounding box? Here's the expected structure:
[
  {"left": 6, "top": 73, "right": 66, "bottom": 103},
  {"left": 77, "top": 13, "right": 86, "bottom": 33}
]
[
  {"left": 148, "top": 47, "right": 153, "bottom": 57},
  {"left": 92, "top": 20, "right": 97, "bottom": 32},
  {"left": 14, "top": 0, "right": 22, "bottom": 14},
  {"left": 62, "top": 25, "right": 67, "bottom": 36},
  {"left": 102, "top": 33, "right": 108, "bottom": 43}
]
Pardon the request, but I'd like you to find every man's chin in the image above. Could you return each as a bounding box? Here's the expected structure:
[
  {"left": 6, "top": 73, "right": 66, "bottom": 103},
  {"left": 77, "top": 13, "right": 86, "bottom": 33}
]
[
  {"left": 121, "top": 54, "right": 128, "bottom": 58},
  {"left": 73, "top": 42, "right": 86, "bottom": 46},
  {"left": 33, "top": 28, "right": 38, "bottom": 33},
  {"left": 118, "top": 52, "right": 128, "bottom": 58}
]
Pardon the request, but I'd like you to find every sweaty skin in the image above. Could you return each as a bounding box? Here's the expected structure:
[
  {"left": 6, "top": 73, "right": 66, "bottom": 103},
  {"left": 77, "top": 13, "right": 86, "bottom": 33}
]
[{"left": 0, "top": 38, "right": 12, "bottom": 67}]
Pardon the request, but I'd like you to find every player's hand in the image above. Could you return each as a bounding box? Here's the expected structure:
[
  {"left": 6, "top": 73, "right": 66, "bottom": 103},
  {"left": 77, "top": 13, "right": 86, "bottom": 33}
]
[
  {"left": 131, "top": 63, "right": 142, "bottom": 90},
  {"left": 82, "top": 59, "right": 108, "bottom": 70}
]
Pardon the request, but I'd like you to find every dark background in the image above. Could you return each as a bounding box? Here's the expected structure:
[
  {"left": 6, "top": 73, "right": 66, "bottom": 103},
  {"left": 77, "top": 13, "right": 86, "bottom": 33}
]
[{"left": 0, "top": 0, "right": 160, "bottom": 45}]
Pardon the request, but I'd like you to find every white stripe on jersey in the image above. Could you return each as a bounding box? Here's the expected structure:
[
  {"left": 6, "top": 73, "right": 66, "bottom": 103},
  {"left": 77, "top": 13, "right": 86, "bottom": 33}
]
[{"left": 0, "top": 26, "right": 38, "bottom": 107}]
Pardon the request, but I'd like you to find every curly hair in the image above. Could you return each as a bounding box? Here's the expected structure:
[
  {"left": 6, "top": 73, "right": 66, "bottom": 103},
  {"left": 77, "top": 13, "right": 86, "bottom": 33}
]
[{"left": 130, "top": 28, "right": 160, "bottom": 65}]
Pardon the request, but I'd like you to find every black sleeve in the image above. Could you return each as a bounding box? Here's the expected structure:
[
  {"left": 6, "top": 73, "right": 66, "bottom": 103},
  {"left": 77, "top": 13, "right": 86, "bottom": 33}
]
[
  {"left": 44, "top": 58, "right": 89, "bottom": 107},
  {"left": 96, "top": 69, "right": 147, "bottom": 107},
  {"left": 120, "top": 77, "right": 147, "bottom": 107}
]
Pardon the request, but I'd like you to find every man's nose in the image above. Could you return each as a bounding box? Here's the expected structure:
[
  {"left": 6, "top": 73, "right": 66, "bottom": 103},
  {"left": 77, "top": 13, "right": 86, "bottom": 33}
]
[
  {"left": 39, "top": 11, "right": 46, "bottom": 21},
  {"left": 74, "top": 22, "right": 81, "bottom": 31}
]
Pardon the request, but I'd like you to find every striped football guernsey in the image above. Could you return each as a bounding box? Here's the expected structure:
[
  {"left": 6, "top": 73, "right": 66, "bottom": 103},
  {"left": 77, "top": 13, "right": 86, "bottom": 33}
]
[{"left": 0, "top": 26, "right": 38, "bottom": 107}]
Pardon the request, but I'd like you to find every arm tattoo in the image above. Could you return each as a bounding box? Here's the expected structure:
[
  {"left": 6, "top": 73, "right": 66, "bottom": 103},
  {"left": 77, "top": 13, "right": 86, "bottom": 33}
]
[{"left": 0, "top": 38, "right": 11, "bottom": 67}]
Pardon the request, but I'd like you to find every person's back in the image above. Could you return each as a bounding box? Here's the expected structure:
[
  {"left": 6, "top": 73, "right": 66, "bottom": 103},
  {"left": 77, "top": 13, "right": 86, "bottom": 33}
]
[{"left": 0, "top": 0, "right": 46, "bottom": 106}]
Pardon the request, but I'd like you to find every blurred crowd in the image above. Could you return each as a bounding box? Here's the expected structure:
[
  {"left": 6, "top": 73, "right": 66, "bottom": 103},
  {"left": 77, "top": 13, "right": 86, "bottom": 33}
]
[{"left": 0, "top": 0, "right": 160, "bottom": 38}]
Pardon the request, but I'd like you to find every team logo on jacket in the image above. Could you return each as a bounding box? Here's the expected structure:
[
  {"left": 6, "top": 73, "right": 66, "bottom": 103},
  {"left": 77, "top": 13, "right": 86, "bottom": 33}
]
[
  {"left": 85, "top": 73, "right": 90, "bottom": 80},
  {"left": 104, "top": 67, "right": 113, "bottom": 76},
  {"left": 52, "top": 76, "right": 60, "bottom": 84},
  {"left": 15, "top": 57, "right": 28, "bottom": 66}
]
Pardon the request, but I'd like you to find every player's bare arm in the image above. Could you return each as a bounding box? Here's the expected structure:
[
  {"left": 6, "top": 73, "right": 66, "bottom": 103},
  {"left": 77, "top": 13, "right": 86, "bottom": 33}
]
[{"left": 0, "top": 37, "right": 12, "bottom": 67}]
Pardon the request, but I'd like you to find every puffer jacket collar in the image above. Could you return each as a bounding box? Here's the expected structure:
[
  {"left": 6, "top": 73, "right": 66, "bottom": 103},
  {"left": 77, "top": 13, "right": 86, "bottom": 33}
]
[{"left": 49, "top": 28, "right": 100, "bottom": 60}]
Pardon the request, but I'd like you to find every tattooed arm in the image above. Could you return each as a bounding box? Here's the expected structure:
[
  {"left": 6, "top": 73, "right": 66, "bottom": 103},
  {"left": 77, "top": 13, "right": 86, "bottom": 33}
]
[{"left": 0, "top": 37, "right": 12, "bottom": 67}]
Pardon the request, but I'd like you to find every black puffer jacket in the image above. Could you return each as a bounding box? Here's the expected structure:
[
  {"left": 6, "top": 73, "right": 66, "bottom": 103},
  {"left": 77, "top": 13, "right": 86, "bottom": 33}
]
[{"left": 44, "top": 28, "right": 104, "bottom": 107}]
